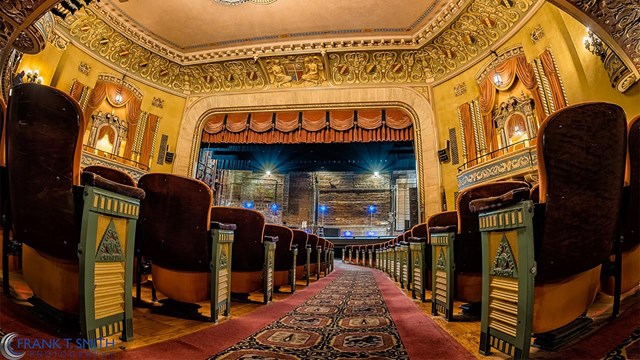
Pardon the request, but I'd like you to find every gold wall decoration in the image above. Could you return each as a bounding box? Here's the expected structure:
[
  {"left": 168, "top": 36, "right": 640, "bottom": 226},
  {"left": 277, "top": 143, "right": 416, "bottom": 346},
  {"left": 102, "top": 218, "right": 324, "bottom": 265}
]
[
  {"left": 454, "top": 82, "right": 467, "bottom": 96},
  {"left": 474, "top": 45, "right": 525, "bottom": 83},
  {"left": 561, "top": 0, "right": 639, "bottom": 72},
  {"left": 530, "top": 25, "right": 544, "bottom": 43},
  {"left": 260, "top": 55, "right": 327, "bottom": 88},
  {"left": 78, "top": 61, "right": 91, "bottom": 75},
  {"left": 151, "top": 96, "right": 164, "bottom": 109},
  {"left": 50, "top": 30, "right": 69, "bottom": 50},
  {"left": 56, "top": 0, "right": 538, "bottom": 95},
  {"left": 63, "top": 9, "right": 267, "bottom": 95}
]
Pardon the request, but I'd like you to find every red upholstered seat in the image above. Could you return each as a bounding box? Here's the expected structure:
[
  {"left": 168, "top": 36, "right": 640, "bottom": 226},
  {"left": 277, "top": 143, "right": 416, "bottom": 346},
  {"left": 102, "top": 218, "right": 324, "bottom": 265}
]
[
  {"left": 210, "top": 206, "right": 277, "bottom": 302},
  {"left": 266, "top": 224, "right": 295, "bottom": 290},
  {"left": 83, "top": 165, "right": 136, "bottom": 187}
]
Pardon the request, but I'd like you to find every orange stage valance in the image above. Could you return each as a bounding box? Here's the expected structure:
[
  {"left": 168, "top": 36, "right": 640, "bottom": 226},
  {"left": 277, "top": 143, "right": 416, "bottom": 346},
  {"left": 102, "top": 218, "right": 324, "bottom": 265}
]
[{"left": 201, "top": 109, "right": 413, "bottom": 145}]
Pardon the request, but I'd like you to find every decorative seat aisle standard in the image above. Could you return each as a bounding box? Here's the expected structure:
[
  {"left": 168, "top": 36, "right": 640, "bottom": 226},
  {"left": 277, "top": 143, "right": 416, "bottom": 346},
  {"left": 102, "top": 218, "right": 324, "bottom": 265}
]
[
  {"left": 210, "top": 207, "right": 277, "bottom": 304},
  {"left": 291, "top": 229, "right": 310, "bottom": 286},
  {"left": 137, "top": 174, "right": 236, "bottom": 321},
  {"left": 472, "top": 103, "right": 627, "bottom": 359},
  {"left": 428, "top": 181, "right": 529, "bottom": 321},
  {"left": 7, "top": 84, "right": 145, "bottom": 346}
]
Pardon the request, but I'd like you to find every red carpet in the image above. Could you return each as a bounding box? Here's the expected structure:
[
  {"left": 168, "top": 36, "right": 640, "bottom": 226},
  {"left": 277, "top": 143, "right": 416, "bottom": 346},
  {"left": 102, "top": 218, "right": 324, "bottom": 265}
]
[
  {"left": 1, "top": 263, "right": 638, "bottom": 359},
  {"left": 372, "top": 268, "right": 476, "bottom": 360}
]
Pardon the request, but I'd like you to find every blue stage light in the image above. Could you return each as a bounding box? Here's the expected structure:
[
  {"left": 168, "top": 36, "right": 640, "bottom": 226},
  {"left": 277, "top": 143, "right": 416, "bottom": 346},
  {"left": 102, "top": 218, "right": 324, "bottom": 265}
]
[
  {"left": 243, "top": 201, "right": 254, "bottom": 209},
  {"left": 343, "top": 230, "right": 353, "bottom": 237},
  {"left": 367, "top": 204, "right": 377, "bottom": 214},
  {"left": 366, "top": 231, "right": 377, "bottom": 237}
]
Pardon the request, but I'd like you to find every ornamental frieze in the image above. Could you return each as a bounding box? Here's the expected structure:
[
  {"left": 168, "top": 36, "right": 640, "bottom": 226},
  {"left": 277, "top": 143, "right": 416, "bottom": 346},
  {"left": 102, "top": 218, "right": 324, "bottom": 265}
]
[
  {"left": 457, "top": 147, "right": 537, "bottom": 190},
  {"left": 58, "top": 0, "right": 537, "bottom": 94},
  {"left": 566, "top": 0, "right": 639, "bottom": 71}
]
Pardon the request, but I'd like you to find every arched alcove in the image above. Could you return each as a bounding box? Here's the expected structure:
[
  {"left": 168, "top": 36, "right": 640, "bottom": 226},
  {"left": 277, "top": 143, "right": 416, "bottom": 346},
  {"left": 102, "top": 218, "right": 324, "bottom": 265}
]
[{"left": 174, "top": 86, "right": 442, "bottom": 216}]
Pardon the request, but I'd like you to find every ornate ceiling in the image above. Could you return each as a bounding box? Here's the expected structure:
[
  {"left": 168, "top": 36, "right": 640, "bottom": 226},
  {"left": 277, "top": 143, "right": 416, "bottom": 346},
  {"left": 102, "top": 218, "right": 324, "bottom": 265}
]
[{"left": 54, "top": 0, "right": 540, "bottom": 96}]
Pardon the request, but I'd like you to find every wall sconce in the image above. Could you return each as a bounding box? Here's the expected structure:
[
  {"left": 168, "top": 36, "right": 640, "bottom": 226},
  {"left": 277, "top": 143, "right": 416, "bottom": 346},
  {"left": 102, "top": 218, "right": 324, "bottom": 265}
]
[
  {"left": 25, "top": 70, "right": 43, "bottom": 84},
  {"left": 583, "top": 29, "right": 606, "bottom": 62},
  {"left": 492, "top": 72, "right": 503, "bottom": 87}
]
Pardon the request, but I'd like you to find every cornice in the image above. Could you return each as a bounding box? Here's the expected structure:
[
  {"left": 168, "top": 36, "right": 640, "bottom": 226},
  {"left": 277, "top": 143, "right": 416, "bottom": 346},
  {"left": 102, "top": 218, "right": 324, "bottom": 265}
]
[
  {"left": 93, "top": 0, "right": 471, "bottom": 65},
  {"left": 56, "top": 0, "right": 539, "bottom": 95}
]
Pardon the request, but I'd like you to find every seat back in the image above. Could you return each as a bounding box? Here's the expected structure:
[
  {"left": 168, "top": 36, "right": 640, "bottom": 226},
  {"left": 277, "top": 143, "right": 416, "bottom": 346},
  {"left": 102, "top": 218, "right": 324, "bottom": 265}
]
[
  {"left": 308, "top": 234, "right": 319, "bottom": 258},
  {"left": 402, "top": 230, "right": 411, "bottom": 242},
  {"left": 537, "top": 102, "right": 626, "bottom": 281},
  {"left": 210, "top": 207, "right": 266, "bottom": 272},
  {"left": 137, "top": 174, "right": 212, "bottom": 272},
  {"left": 623, "top": 115, "right": 639, "bottom": 251},
  {"left": 455, "top": 181, "right": 529, "bottom": 273},
  {"left": 292, "top": 229, "right": 308, "bottom": 266},
  {"left": 411, "top": 223, "right": 428, "bottom": 239},
  {"left": 84, "top": 165, "right": 136, "bottom": 186},
  {"left": 0, "top": 97, "right": 5, "bottom": 167},
  {"left": 7, "top": 84, "right": 85, "bottom": 260},
  {"left": 266, "top": 224, "right": 294, "bottom": 271}
]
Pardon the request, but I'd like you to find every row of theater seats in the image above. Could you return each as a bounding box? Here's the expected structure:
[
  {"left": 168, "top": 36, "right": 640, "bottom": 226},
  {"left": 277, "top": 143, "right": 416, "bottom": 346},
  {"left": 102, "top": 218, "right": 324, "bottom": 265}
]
[
  {"left": 344, "top": 103, "right": 639, "bottom": 360},
  {"left": 0, "top": 84, "right": 336, "bottom": 347}
]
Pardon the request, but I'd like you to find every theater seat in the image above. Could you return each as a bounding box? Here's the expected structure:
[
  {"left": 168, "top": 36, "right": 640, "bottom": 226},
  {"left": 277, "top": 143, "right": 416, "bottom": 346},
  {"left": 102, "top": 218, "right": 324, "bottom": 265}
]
[
  {"left": 210, "top": 207, "right": 277, "bottom": 304},
  {"left": 137, "top": 174, "right": 236, "bottom": 321},
  {"left": 291, "top": 229, "right": 310, "bottom": 284},
  {"left": 307, "top": 234, "right": 320, "bottom": 280},
  {"left": 83, "top": 165, "right": 136, "bottom": 187},
  {"left": 429, "top": 181, "right": 529, "bottom": 321},
  {"left": 472, "top": 103, "right": 627, "bottom": 359},
  {"left": 266, "top": 224, "right": 296, "bottom": 293},
  {"left": 600, "top": 114, "right": 640, "bottom": 300},
  {"left": 409, "top": 222, "right": 431, "bottom": 302},
  {"left": 7, "top": 84, "right": 145, "bottom": 345}
]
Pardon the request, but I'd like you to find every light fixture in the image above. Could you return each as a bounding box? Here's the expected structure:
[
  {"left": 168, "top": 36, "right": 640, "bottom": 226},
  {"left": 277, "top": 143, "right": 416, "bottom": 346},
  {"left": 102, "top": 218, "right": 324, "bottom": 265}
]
[
  {"left": 242, "top": 200, "right": 254, "bottom": 209},
  {"left": 583, "top": 29, "right": 606, "bottom": 62},
  {"left": 368, "top": 205, "right": 377, "bottom": 214},
  {"left": 319, "top": 205, "right": 327, "bottom": 213},
  {"left": 366, "top": 231, "right": 377, "bottom": 237},
  {"left": 492, "top": 73, "right": 503, "bottom": 87},
  {"left": 343, "top": 230, "right": 353, "bottom": 237},
  {"left": 373, "top": 171, "right": 380, "bottom": 178},
  {"left": 25, "top": 70, "right": 43, "bottom": 84},
  {"left": 269, "top": 203, "right": 279, "bottom": 213},
  {"left": 265, "top": 170, "right": 272, "bottom": 176},
  {"left": 114, "top": 74, "right": 126, "bottom": 105}
]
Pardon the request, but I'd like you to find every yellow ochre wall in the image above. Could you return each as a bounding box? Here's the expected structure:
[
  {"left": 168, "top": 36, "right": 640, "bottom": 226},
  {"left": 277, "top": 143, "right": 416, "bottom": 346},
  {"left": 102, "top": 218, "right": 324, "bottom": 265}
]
[
  {"left": 17, "top": 43, "right": 186, "bottom": 174},
  {"left": 432, "top": 2, "right": 640, "bottom": 208}
]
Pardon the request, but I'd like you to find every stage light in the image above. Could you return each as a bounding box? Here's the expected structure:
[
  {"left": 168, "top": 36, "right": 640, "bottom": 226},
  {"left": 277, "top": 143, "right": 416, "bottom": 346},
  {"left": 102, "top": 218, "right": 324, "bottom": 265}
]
[
  {"left": 319, "top": 205, "right": 327, "bottom": 213},
  {"left": 343, "top": 230, "right": 353, "bottom": 237},
  {"left": 242, "top": 201, "right": 254, "bottom": 209},
  {"left": 269, "top": 203, "right": 279, "bottom": 212},
  {"left": 366, "top": 230, "right": 377, "bottom": 237},
  {"left": 374, "top": 171, "right": 380, "bottom": 177},
  {"left": 266, "top": 170, "right": 272, "bottom": 176},
  {"left": 367, "top": 204, "right": 377, "bottom": 214}
]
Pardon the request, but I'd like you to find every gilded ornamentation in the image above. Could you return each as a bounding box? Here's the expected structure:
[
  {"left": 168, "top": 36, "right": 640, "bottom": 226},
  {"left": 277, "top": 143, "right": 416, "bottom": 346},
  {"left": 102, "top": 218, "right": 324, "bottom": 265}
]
[
  {"left": 436, "top": 249, "right": 446, "bottom": 271},
  {"left": 56, "top": 0, "right": 538, "bottom": 94},
  {"left": 81, "top": 151, "right": 147, "bottom": 182},
  {"left": 151, "top": 96, "right": 164, "bottom": 109},
  {"left": 96, "top": 220, "right": 125, "bottom": 262},
  {"left": 220, "top": 248, "right": 228, "bottom": 268},
  {"left": 12, "top": 12, "right": 54, "bottom": 54},
  {"left": 0, "top": 0, "right": 48, "bottom": 24},
  {"left": 64, "top": 9, "right": 267, "bottom": 95},
  {"left": 475, "top": 45, "right": 525, "bottom": 83},
  {"left": 78, "top": 61, "right": 91, "bottom": 75},
  {"left": 567, "top": 0, "right": 640, "bottom": 71},
  {"left": 530, "top": 25, "right": 544, "bottom": 43},
  {"left": 50, "top": 31, "right": 69, "bottom": 50},
  {"left": 457, "top": 147, "right": 537, "bottom": 189},
  {"left": 261, "top": 55, "right": 326, "bottom": 87},
  {"left": 454, "top": 82, "right": 467, "bottom": 96},
  {"left": 491, "top": 235, "right": 517, "bottom": 278}
]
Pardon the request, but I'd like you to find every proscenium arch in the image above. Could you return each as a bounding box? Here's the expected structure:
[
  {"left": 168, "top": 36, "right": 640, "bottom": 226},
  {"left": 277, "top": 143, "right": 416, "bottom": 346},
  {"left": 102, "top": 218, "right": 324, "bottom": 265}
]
[{"left": 174, "top": 86, "right": 442, "bottom": 217}]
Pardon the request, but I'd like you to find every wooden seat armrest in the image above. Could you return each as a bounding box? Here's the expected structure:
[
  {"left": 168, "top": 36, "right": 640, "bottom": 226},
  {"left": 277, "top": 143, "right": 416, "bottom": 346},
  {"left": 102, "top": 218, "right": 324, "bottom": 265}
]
[
  {"left": 210, "top": 221, "right": 237, "bottom": 231},
  {"left": 291, "top": 244, "right": 298, "bottom": 249},
  {"left": 264, "top": 235, "right": 278, "bottom": 243},
  {"left": 429, "top": 225, "right": 457, "bottom": 234},
  {"left": 468, "top": 187, "right": 530, "bottom": 213},
  {"left": 81, "top": 171, "right": 145, "bottom": 200}
]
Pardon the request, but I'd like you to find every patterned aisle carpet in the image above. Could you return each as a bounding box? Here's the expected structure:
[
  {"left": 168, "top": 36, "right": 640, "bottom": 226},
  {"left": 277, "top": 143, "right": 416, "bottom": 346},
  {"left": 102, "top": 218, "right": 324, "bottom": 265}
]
[{"left": 211, "top": 268, "right": 409, "bottom": 359}]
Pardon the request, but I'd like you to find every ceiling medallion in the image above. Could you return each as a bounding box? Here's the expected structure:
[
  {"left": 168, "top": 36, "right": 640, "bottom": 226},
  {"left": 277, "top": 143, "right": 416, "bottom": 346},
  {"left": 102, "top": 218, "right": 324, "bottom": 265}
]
[{"left": 215, "top": 0, "right": 277, "bottom": 4}]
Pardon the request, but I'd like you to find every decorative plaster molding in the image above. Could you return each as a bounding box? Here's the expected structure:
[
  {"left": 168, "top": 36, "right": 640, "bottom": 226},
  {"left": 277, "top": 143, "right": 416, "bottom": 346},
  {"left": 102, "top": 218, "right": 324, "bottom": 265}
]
[
  {"left": 94, "top": 0, "right": 471, "bottom": 64},
  {"left": 50, "top": 30, "right": 69, "bottom": 50},
  {"left": 454, "top": 82, "right": 467, "bottom": 96},
  {"left": 58, "top": 0, "right": 538, "bottom": 94},
  {"left": 78, "top": 61, "right": 91, "bottom": 75},
  {"left": 151, "top": 96, "right": 164, "bottom": 108},
  {"left": 530, "top": 25, "right": 544, "bottom": 43},
  {"left": 565, "top": 0, "right": 639, "bottom": 72},
  {"left": 474, "top": 44, "right": 525, "bottom": 83}
]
